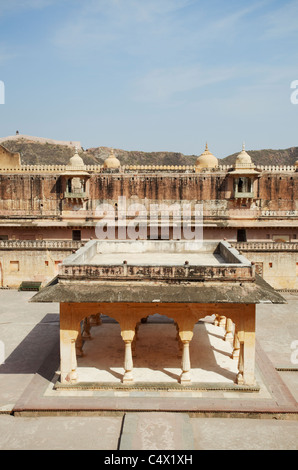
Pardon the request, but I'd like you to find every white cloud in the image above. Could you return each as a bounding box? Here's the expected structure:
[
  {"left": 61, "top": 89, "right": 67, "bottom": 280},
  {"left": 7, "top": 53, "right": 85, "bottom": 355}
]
[
  {"left": 133, "top": 64, "right": 238, "bottom": 103},
  {"left": 133, "top": 60, "right": 298, "bottom": 106},
  {"left": 51, "top": 0, "right": 193, "bottom": 54},
  {"left": 262, "top": 0, "right": 298, "bottom": 38},
  {"left": 0, "top": 43, "right": 16, "bottom": 64},
  {"left": 0, "top": 0, "right": 59, "bottom": 15}
]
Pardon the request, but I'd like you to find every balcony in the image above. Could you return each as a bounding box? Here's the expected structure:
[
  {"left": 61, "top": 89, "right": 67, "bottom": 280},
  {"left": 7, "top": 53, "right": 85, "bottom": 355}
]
[
  {"left": 64, "top": 191, "right": 87, "bottom": 199},
  {"left": 234, "top": 191, "right": 254, "bottom": 199}
]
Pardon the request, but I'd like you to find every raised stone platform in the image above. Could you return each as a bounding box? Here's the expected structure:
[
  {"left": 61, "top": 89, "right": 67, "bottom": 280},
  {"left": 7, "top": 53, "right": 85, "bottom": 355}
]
[{"left": 12, "top": 316, "right": 297, "bottom": 418}]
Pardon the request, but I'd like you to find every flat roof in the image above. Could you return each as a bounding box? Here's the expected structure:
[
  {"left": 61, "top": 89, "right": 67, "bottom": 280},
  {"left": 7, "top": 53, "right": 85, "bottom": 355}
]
[
  {"left": 58, "top": 240, "right": 255, "bottom": 282},
  {"left": 30, "top": 239, "right": 286, "bottom": 305}
]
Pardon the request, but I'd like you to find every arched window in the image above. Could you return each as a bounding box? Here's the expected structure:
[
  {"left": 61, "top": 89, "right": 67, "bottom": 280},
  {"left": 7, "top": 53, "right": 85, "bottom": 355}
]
[
  {"left": 238, "top": 178, "right": 244, "bottom": 193},
  {"left": 67, "top": 179, "right": 72, "bottom": 193}
]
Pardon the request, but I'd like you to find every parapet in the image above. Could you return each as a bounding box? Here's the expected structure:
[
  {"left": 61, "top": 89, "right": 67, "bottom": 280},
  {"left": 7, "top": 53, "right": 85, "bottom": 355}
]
[{"left": 0, "top": 144, "right": 21, "bottom": 170}]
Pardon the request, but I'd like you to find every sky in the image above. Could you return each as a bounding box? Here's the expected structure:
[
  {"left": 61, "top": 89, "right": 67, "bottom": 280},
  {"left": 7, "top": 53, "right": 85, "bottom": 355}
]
[{"left": 0, "top": 0, "right": 298, "bottom": 158}]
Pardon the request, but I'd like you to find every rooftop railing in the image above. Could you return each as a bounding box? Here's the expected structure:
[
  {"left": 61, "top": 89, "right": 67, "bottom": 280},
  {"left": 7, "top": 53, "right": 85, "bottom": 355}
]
[
  {"left": 0, "top": 240, "right": 84, "bottom": 250},
  {"left": 0, "top": 163, "right": 296, "bottom": 173},
  {"left": 232, "top": 241, "right": 298, "bottom": 251}
]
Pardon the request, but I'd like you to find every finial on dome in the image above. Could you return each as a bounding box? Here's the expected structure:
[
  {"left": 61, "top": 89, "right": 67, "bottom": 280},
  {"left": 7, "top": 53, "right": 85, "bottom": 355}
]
[
  {"left": 242, "top": 142, "right": 245, "bottom": 151},
  {"left": 205, "top": 142, "right": 209, "bottom": 151}
]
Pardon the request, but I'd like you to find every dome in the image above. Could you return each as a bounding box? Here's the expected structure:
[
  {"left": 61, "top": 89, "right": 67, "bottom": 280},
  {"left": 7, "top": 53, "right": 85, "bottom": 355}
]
[
  {"left": 235, "top": 144, "right": 252, "bottom": 166},
  {"left": 68, "top": 148, "right": 85, "bottom": 168},
  {"left": 103, "top": 149, "right": 120, "bottom": 169},
  {"left": 195, "top": 143, "right": 218, "bottom": 171}
]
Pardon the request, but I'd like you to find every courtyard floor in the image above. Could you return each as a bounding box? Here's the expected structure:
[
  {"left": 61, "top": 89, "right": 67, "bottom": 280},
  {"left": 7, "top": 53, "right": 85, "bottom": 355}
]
[{"left": 0, "top": 289, "right": 297, "bottom": 450}]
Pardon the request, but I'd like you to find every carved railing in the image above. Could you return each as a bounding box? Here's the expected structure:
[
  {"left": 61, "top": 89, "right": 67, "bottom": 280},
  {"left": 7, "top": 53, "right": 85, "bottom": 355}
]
[
  {"left": 122, "top": 164, "right": 196, "bottom": 172},
  {"left": 0, "top": 164, "right": 103, "bottom": 173},
  {"left": 260, "top": 210, "right": 298, "bottom": 217},
  {"left": 0, "top": 163, "right": 296, "bottom": 173},
  {"left": 256, "top": 165, "right": 296, "bottom": 172},
  {"left": 0, "top": 240, "right": 84, "bottom": 250},
  {"left": 232, "top": 242, "right": 298, "bottom": 252}
]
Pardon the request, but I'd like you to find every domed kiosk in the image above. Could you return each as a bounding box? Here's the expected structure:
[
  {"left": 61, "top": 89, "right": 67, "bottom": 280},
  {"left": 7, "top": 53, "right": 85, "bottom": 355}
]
[
  {"left": 233, "top": 143, "right": 256, "bottom": 171},
  {"left": 103, "top": 149, "right": 121, "bottom": 170},
  {"left": 68, "top": 148, "right": 85, "bottom": 168},
  {"left": 229, "top": 144, "right": 260, "bottom": 201},
  {"left": 61, "top": 147, "right": 90, "bottom": 201},
  {"left": 195, "top": 143, "right": 218, "bottom": 172}
]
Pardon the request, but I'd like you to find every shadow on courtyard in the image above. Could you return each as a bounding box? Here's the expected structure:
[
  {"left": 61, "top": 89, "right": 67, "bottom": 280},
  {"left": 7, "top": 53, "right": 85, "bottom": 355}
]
[
  {"left": 0, "top": 311, "right": 237, "bottom": 386},
  {"left": 0, "top": 313, "right": 60, "bottom": 382}
]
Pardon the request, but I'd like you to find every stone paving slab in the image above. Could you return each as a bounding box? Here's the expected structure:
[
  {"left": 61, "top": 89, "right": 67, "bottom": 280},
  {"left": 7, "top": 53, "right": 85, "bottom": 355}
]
[
  {"left": 119, "top": 413, "right": 194, "bottom": 450},
  {"left": 0, "top": 414, "right": 123, "bottom": 450},
  {"left": 190, "top": 418, "right": 298, "bottom": 450}
]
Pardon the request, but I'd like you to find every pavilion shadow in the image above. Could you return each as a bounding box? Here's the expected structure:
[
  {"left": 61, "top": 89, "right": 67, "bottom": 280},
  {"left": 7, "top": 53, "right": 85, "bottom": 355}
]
[{"left": 0, "top": 313, "right": 60, "bottom": 382}]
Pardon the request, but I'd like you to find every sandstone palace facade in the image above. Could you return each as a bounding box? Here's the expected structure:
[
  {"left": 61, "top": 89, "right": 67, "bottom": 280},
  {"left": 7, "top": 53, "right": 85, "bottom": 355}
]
[{"left": 0, "top": 142, "right": 297, "bottom": 290}]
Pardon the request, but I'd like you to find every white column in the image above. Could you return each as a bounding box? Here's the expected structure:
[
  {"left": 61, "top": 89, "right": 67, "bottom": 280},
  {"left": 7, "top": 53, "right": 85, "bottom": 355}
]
[
  {"left": 232, "top": 331, "right": 240, "bottom": 360},
  {"left": 180, "top": 341, "right": 191, "bottom": 384},
  {"left": 225, "top": 318, "right": 234, "bottom": 343},
  {"left": 123, "top": 340, "right": 134, "bottom": 383}
]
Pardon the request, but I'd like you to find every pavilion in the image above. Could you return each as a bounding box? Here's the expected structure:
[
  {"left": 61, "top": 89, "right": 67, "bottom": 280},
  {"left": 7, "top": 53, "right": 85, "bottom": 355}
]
[{"left": 31, "top": 239, "right": 286, "bottom": 388}]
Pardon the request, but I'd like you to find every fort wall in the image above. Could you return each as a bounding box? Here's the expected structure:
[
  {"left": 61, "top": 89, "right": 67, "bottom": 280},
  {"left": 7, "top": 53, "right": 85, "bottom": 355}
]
[
  {"left": 233, "top": 242, "right": 298, "bottom": 290},
  {"left": 0, "top": 171, "right": 297, "bottom": 214},
  {"left": 0, "top": 240, "right": 83, "bottom": 288},
  {"left": 0, "top": 147, "right": 297, "bottom": 289}
]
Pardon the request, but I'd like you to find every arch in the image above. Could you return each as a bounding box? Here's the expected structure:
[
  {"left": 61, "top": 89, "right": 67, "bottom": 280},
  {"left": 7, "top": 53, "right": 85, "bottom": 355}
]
[
  {"left": 238, "top": 177, "right": 244, "bottom": 193},
  {"left": 59, "top": 302, "right": 256, "bottom": 386}
]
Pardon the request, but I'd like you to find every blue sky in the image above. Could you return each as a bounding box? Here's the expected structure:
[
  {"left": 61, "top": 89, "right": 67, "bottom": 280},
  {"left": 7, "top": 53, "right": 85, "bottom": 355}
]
[{"left": 0, "top": 0, "right": 298, "bottom": 158}]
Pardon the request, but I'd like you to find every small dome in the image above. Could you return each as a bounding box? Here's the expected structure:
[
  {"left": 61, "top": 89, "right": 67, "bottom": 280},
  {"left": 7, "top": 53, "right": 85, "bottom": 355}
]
[
  {"left": 103, "top": 149, "right": 120, "bottom": 169},
  {"left": 68, "top": 148, "right": 84, "bottom": 167},
  {"left": 195, "top": 143, "right": 218, "bottom": 171},
  {"left": 235, "top": 144, "right": 252, "bottom": 165}
]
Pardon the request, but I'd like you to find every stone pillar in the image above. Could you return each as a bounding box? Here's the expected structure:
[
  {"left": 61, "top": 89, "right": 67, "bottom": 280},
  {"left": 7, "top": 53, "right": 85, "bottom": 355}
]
[
  {"left": 132, "top": 323, "right": 140, "bottom": 357},
  {"left": 76, "top": 322, "right": 84, "bottom": 357},
  {"left": 110, "top": 307, "right": 143, "bottom": 385},
  {"left": 225, "top": 318, "right": 234, "bottom": 343},
  {"left": 232, "top": 330, "right": 240, "bottom": 360},
  {"left": 236, "top": 342, "right": 244, "bottom": 385},
  {"left": 180, "top": 340, "right": 191, "bottom": 384},
  {"left": 178, "top": 328, "right": 194, "bottom": 385},
  {"left": 218, "top": 315, "right": 226, "bottom": 329},
  {"left": 120, "top": 329, "right": 135, "bottom": 384},
  {"left": 60, "top": 303, "right": 79, "bottom": 384},
  {"left": 82, "top": 316, "right": 92, "bottom": 340},
  {"left": 175, "top": 322, "right": 183, "bottom": 357},
  {"left": 235, "top": 305, "right": 256, "bottom": 386},
  {"left": 123, "top": 340, "right": 134, "bottom": 383}
]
